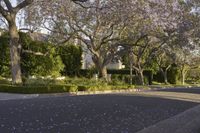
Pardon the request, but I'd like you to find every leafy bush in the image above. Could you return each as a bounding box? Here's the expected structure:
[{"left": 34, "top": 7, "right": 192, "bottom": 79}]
[
  {"left": 186, "top": 68, "right": 200, "bottom": 84},
  {"left": 0, "top": 33, "right": 10, "bottom": 77},
  {"left": 21, "top": 41, "right": 64, "bottom": 77},
  {"left": 168, "top": 64, "right": 179, "bottom": 84},
  {"left": 0, "top": 84, "right": 71, "bottom": 94},
  {"left": 0, "top": 77, "right": 11, "bottom": 84},
  {"left": 23, "top": 78, "right": 66, "bottom": 86},
  {"left": 58, "top": 44, "right": 82, "bottom": 76},
  {"left": 79, "top": 69, "right": 153, "bottom": 85},
  {"left": 0, "top": 77, "right": 135, "bottom": 94},
  {"left": 0, "top": 32, "right": 64, "bottom": 78}
]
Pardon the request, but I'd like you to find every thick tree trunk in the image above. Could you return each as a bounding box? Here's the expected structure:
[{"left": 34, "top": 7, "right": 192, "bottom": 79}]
[
  {"left": 99, "top": 66, "right": 107, "bottom": 80},
  {"left": 92, "top": 56, "right": 108, "bottom": 80},
  {"left": 9, "top": 22, "right": 22, "bottom": 84}
]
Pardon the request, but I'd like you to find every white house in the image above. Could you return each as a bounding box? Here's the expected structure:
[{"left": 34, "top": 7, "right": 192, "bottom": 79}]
[{"left": 80, "top": 43, "right": 125, "bottom": 70}]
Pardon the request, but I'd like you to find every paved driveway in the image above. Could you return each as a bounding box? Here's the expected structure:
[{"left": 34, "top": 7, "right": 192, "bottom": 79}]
[{"left": 0, "top": 93, "right": 198, "bottom": 133}]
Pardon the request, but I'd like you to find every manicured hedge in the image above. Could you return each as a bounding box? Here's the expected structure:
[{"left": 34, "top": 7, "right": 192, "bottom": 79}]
[
  {"left": 0, "top": 84, "right": 135, "bottom": 94},
  {"left": 79, "top": 69, "right": 153, "bottom": 85},
  {"left": 0, "top": 84, "right": 73, "bottom": 94}
]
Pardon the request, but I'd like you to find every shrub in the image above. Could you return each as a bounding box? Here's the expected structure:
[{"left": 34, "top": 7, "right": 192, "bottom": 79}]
[
  {"left": 168, "top": 64, "right": 179, "bottom": 84},
  {"left": 0, "top": 33, "right": 10, "bottom": 77},
  {"left": 0, "top": 32, "right": 64, "bottom": 78},
  {"left": 23, "top": 78, "right": 66, "bottom": 86},
  {"left": 58, "top": 44, "right": 82, "bottom": 77},
  {"left": 68, "top": 85, "right": 78, "bottom": 92},
  {"left": 21, "top": 41, "right": 64, "bottom": 77},
  {"left": 0, "top": 84, "right": 70, "bottom": 94}
]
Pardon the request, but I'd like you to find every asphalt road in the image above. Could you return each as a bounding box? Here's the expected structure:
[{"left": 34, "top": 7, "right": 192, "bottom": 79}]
[
  {"left": 157, "top": 87, "right": 200, "bottom": 94},
  {"left": 0, "top": 94, "right": 198, "bottom": 133}
]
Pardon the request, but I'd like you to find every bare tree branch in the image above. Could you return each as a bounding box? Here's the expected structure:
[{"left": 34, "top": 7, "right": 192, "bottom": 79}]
[
  {"left": 14, "top": 0, "right": 34, "bottom": 13},
  {"left": 3, "top": 0, "right": 12, "bottom": 11}
]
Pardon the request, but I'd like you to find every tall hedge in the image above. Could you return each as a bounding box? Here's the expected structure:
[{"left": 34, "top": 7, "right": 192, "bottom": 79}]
[
  {"left": 0, "top": 32, "right": 64, "bottom": 77},
  {"left": 58, "top": 44, "right": 82, "bottom": 76},
  {"left": 0, "top": 33, "right": 10, "bottom": 77}
]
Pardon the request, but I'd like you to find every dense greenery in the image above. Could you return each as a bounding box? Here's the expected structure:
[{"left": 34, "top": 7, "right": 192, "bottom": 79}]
[
  {"left": 0, "top": 77, "right": 134, "bottom": 94},
  {"left": 79, "top": 69, "right": 153, "bottom": 85},
  {"left": 0, "top": 0, "right": 199, "bottom": 87},
  {"left": 0, "top": 32, "right": 64, "bottom": 78},
  {"left": 153, "top": 64, "right": 180, "bottom": 84},
  {"left": 58, "top": 44, "right": 82, "bottom": 76},
  {"left": 0, "top": 33, "right": 10, "bottom": 77}
]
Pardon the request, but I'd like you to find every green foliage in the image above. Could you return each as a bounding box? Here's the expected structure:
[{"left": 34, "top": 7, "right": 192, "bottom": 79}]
[
  {"left": 153, "top": 65, "right": 180, "bottom": 84},
  {"left": 0, "top": 77, "right": 135, "bottom": 94},
  {"left": 0, "top": 77, "right": 11, "bottom": 84},
  {"left": 153, "top": 71, "right": 165, "bottom": 83},
  {"left": 21, "top": 41, "right": 64, "bottom": 77},
  {"left": 79, "top": 69, "right": 153, "bottom": 85},
  {"left": 0, "top": 84, "right": 75, "bottom": 94},
  {"left": 0, "top": 32, "right": 64, "bottom": 77},
  {"left": 0, "top": 33, "right": 10, "bottom": 77},
  {"left": 79, "top": 68, "right": 98, "bottom": 78},
  {"left": 23, "top": 78, "right": 66, "bottom": 86},
  {"left": 186, "top": 68, "right": 200, "bottom": 84},
  {"left": 167, "top": 64, "right": 179, "bottom": 84},
  {"left": 58, "top": 44, "right": 82, "bottom": 76}
]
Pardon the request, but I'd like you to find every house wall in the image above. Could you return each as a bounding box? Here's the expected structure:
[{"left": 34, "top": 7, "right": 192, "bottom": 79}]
[{"left": 106, "top": 61, "right": 125, "bottom": 70}]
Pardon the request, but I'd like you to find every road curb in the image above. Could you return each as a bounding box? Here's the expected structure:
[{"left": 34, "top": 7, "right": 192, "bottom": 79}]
[{"left": 137, "top": 104, "right": 200, "bottom": 133}]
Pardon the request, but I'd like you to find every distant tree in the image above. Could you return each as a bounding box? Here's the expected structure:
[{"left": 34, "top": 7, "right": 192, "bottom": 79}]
[
  {"left": 151, "top": 44, "right": 177, "bottom": 84},
  {"left": 174, "top": 49, "right": 200, "bottom": 85}
]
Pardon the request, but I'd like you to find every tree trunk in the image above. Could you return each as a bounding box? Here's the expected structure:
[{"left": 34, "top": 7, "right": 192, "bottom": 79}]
[
  {"left": 161, "top": 69, "right": 168, "bottom": 84},
  {"left": 181, "top": 70, "right": 187, "bottom": 85},
  {"left": 181, "top": 66, "right": 188, "bottom": 85},
  {"left": 182, "top": 72, "right": 185, "bottom": 85},
  {"left": 99, "top": 66, "right": 107, "bottom": 80},
  {"left": 138, "top": 70, "right": 144, "bottom": 85},
  {"left": 164, "top": 70, "right": 168, "bottom": 84},
  {"left": 92, "top": 56, "right": 108, "bottom": 80},
  {"left": 9, "top": 21, "right": 22, "bottom": 84}
]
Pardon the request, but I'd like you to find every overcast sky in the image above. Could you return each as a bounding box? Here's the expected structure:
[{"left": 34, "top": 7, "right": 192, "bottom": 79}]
[{"left": 10, "top": 0, "right": 17, "bottom": 6}]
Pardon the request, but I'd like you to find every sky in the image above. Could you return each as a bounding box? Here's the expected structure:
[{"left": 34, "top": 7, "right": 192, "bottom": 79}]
[
  {"left": 0, "top": 0, "right": 50, "bottom": 33},
  {"left": 10, "top": 0, "right": 17, "bottom": 6}
]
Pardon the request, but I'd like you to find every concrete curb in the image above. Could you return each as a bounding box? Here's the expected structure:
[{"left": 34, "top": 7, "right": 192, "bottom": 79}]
[
  {"left": 70, "top": 89, "right": 140, "bottom": 95},
  {"left": 0, "top": 93, "right": 39, "bottom": 101},
  {"left": 137, "top": 104, "right": 200, "bottom": 133}
]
